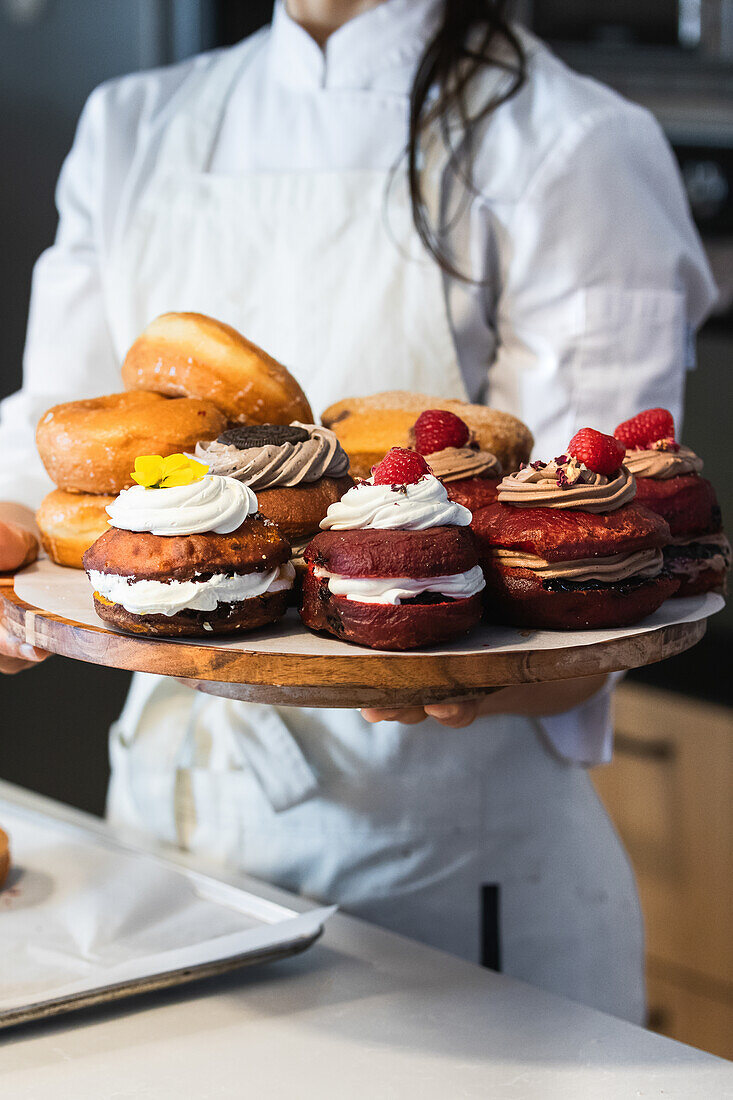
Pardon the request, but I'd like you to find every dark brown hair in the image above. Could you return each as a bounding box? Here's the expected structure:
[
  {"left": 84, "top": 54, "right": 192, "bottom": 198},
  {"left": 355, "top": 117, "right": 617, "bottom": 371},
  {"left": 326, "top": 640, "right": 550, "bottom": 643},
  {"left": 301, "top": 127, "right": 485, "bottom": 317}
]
[{"left": 406, "top": 1, "right": 526, "bottom": 279}]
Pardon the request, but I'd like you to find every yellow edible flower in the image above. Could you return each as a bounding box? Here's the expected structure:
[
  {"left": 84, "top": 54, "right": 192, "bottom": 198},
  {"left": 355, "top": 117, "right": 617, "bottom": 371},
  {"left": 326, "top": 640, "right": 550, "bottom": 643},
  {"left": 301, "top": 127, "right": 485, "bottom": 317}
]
[{"left": 131, "top": 453, "right": 209, "bottom": 490}]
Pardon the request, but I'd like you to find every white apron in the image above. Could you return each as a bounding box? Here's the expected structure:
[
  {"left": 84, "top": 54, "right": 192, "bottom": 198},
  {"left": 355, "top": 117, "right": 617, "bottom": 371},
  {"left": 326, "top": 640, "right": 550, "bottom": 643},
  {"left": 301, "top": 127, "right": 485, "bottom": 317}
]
[{"left": 103, "top": 43, "right": 644, "bottom": 1022}]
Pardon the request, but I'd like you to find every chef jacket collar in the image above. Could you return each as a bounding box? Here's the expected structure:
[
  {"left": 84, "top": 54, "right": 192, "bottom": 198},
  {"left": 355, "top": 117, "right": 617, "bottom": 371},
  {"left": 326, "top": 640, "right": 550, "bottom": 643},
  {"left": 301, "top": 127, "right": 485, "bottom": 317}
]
[{"left": 269, "top": 0, "right": 444, "bottom": 91}]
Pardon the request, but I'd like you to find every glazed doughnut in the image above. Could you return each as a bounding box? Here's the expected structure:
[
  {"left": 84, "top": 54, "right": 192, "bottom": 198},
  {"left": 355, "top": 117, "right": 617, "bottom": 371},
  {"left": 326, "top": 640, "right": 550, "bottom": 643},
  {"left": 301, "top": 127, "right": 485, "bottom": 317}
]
[
  {"left": 122, "top": 312, "right": 313, "bottom": 426},
  {"left": 36, "top": 392, "right": 227, "bottom": 494},
  {"left": 321, "top": 391, "right": 533, "bottom": 477},
  {"left": 36, "top": 490, "right": 114, "bottom": 569}
]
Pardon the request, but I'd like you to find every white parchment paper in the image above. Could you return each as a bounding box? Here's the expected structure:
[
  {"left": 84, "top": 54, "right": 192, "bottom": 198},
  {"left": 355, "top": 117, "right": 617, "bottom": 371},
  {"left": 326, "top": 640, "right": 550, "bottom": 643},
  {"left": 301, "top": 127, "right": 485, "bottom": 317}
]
[
  {"left": 0, "top": 800, "right": 333, "bottom": 1013},
  {"left": 13, "top": 559, "right": 725, "bottom": 658}
]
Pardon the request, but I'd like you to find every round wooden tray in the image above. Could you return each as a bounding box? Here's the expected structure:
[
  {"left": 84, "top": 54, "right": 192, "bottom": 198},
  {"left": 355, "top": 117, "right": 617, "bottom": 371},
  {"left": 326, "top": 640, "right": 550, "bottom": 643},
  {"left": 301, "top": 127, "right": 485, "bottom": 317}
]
[{"left": 1, "top": 565, "right": 719, "bottom": 707}]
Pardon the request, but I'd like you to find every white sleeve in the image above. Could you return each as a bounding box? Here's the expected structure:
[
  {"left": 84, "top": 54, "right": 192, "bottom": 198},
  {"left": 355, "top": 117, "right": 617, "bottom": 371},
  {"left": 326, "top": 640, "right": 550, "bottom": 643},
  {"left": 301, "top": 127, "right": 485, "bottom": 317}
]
[
  {"left": 487, "top": 103, "right": 718, "bottom": 460},
  {"left": 0, "top": 86, "right": 120, "bottom": 510},
  {"left": 486, "top": 104, "right": 717, "bottom": 766}
]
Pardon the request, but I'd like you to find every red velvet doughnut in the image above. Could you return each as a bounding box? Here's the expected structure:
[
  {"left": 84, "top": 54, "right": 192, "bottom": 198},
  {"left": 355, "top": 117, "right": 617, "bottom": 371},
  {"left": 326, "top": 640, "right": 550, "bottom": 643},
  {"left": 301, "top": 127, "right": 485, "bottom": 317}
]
[
  {"left": 300, "top": 571, "right": 483, "bottom": 649},
  {"left": 634, "top": 475, "right": 720, "bottom": 538},
  {"left": 471, "top": 501, "right": 670, "bottom": 562},
  {"left": 482, "top": 566, "right": 679, "bottom": 630},
  {"left": 445, "top": 477, "right": 500, "bottom": 511},
  {"left": 304, "top": 526, "right": 479, "bottom": 579}
]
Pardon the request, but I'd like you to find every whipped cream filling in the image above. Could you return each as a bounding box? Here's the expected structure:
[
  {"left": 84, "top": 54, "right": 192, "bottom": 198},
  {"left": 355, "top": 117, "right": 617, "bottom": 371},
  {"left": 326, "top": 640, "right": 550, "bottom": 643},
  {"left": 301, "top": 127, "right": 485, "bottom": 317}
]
[
  {"left": 106, "top": 475, "right": 257, "bottom": 536},
  {"left": 195, "top": 423, "right": 349, "bottom": 488},
  {"left": 314, "top": 564, "right": 486, "bottom": 605},
  {"left": 320, "top": 475, "right": 472, "bottom": 531},
  {"left": 623, "top": 444, "right": 703, "bottom": 480},
  {"left": 424, "top": 446, "right": 502, "bottom": 483},
  {"left": 488, "top": 547, "right": 663, "bottom": 583},
  {"left": 89, "top": 562, "right": 295, "bottom": 616},
  {"left": 497, "top": 458, "right": 635, "bottom": 512}
]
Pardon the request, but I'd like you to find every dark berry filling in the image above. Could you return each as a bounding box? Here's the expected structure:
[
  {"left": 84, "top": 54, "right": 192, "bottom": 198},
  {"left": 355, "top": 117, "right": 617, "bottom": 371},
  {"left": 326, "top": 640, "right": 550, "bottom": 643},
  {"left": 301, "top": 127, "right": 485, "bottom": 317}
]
[
  {"left": 542, "top": 574, "right": 663, "bottom": 596},
  {"left": 663, "top": 542, "right": 727, "bottom": 564}
]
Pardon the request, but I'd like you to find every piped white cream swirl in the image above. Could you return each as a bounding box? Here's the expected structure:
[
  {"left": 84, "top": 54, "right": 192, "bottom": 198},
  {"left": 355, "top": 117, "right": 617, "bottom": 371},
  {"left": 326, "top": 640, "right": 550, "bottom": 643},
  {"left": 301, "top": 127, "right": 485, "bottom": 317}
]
[
  {"left": 320, "top": 475, "right": 472, "bottom": 531},
  {"left": 106, "top": 475, "right": 257, "bottom": 536}
]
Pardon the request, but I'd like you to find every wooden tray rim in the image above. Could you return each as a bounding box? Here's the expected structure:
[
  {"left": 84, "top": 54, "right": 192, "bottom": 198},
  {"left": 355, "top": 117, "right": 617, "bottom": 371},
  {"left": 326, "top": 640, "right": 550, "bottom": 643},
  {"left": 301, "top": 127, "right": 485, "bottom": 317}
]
[{"left": 1, "top": 585, "right": 711, "bottom": 705}]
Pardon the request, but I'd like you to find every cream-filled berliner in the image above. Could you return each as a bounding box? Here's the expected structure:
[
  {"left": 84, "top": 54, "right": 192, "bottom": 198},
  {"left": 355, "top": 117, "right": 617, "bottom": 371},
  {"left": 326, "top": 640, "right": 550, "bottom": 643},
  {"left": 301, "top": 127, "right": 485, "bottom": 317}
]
[
  {"left": 36, "top": 392, "right": 227, "bottom": 495},
  {"left": 83, "top": 455, "right": 294, "bottom": 637},
  {"left": 122, "top": 312, "right": 313, "bottom": 426},
  {"left": 300, "top": 448, "right": 485, "bottom": 650},
  {"left": 37, "top": 489, "right": 114, "bottom": 569}
]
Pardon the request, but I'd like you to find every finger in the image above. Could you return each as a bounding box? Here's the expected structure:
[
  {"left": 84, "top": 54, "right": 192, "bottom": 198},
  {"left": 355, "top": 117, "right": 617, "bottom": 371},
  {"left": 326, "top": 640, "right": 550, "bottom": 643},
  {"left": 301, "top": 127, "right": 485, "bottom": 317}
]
[
  {"left": 361, "top": 707, "right": 428, "bottom": 725},
  {"left": 424, "top": 700, "right": 480, "bottom": 729},
  {"left": 0, "top": 627, "right": 49, "bottom": 665},
  {"left": 0, "top": 644, "right": 50, "bottom": 674}
]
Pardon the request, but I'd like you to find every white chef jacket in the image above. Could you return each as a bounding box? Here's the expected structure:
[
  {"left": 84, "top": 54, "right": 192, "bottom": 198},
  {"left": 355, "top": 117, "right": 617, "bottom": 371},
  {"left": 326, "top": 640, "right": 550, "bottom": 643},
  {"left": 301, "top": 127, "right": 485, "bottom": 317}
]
[{"left": 0, "top": 0, "right": 717, "bottom": 765}]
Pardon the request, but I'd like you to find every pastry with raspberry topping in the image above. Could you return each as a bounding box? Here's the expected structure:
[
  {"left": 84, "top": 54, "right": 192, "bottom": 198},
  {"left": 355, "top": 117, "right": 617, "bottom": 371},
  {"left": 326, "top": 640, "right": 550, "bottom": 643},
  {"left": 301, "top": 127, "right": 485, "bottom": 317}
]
[
  {"left": 614, "top": 409, "right": 729, "bottom": 597},
  {"left": 299, "top": 449, "right": 485, "bottom": 649},
  {"left": 471, "top": 429, "right": 679, "bottom": 629},
  {"left": 409, "top": 409, "right": 503, "bottom": 511}
]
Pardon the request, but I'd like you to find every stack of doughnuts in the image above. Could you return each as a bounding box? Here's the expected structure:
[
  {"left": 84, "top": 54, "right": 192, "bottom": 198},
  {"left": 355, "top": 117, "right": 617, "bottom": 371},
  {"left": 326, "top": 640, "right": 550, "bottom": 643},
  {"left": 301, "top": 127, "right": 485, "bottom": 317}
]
[
  {"left": 36, "top": 392, "right": 227, "bottom": 567},
  {"left": 35, "top": 313, "right": 314, "bottom": 568}
]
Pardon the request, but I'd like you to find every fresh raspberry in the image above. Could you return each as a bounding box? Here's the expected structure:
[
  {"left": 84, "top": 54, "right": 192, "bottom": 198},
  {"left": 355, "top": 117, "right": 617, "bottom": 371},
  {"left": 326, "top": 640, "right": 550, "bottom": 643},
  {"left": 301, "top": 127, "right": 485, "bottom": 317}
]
[
  {"left": 614, "top": 408, "right": 675, "bottom": 450},
  {"left": 567, "top": 428, "right": 626, "bottom": 476},
  {"left": 372, "top": 448, "right": 432, "bottom": 485},
  {"left": 413, "top": 409, "right": 470, "bottom": 454}
]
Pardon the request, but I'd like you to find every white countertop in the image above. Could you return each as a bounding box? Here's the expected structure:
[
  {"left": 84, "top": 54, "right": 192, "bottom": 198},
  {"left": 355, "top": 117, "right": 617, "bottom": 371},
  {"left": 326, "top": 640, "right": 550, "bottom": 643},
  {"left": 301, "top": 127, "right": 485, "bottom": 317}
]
[{"left": 2, "top": 784, "right": 732, "bottom": 1099}]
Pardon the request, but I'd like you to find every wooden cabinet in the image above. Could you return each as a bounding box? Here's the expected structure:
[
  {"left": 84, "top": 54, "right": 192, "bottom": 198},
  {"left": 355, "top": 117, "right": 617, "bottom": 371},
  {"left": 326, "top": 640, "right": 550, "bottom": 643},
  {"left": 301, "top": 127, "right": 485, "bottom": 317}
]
[{"left": 592, "top": 682, "right": 733, "bottom": 1059}]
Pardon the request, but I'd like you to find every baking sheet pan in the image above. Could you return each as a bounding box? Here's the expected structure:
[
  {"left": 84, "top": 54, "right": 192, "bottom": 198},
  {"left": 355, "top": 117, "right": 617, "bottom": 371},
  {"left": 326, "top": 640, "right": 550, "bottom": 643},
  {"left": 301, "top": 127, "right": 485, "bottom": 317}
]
[{"left": 0, "top": 793, "right": 334, "bottom": 1030}]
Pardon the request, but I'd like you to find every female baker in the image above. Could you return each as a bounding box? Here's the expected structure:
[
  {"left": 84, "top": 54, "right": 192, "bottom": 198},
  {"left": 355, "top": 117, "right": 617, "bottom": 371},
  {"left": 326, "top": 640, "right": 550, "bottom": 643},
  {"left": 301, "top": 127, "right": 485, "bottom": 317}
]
[{"left": 0, "top": 0, "right": 715, "bottom": 1021}]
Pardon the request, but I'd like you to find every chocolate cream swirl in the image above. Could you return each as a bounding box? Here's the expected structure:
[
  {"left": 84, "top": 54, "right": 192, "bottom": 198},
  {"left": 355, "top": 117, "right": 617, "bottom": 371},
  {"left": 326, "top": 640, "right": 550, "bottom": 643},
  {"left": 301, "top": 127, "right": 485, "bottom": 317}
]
[
  {"left": 489, "top": 547, "right": 663, "bottom": 582},
  {"left": 623, "top": 444, "right": 703, "bottom": 480},
  {"left": 425, "top": 446, "right": 502, "bottom": 483},
  {"left": 497, "top": 457, "right": 635, "bottom": 512},
  {"left": 195, "top": 423, "right": 349, "bottom": 489}
]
